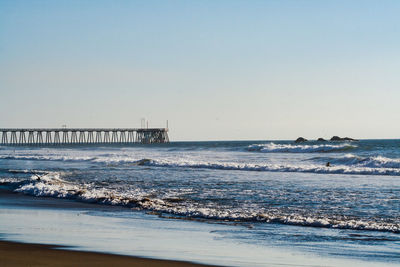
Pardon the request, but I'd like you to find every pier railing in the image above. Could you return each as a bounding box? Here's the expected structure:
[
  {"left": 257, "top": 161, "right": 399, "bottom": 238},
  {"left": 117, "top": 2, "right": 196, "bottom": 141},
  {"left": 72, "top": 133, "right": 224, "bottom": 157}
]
[{"left": 0, "top": 128, "right": 169, "bottom": 145}]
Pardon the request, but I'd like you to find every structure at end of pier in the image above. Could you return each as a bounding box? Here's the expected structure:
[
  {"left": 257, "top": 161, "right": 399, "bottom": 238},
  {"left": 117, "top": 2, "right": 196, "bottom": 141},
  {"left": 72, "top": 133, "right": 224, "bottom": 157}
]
[{"left": 0, "top": 128, "right": 169, "bottom": 145}]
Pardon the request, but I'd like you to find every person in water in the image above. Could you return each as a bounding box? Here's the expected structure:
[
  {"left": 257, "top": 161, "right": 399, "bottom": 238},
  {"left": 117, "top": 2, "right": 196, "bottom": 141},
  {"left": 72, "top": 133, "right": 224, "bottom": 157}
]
[{"left": 326, "top": 162, "right": 331, "bottom": 167}]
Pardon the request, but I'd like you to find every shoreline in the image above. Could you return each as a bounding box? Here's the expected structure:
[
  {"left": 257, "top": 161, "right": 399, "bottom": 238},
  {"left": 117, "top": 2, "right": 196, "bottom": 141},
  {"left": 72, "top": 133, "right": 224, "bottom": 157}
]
[
  {"left": 1, "top": 142, "right": 399, "bottom": 267},
  {"left": 0, "top": 240, "right": 218, "bottom": 267}
]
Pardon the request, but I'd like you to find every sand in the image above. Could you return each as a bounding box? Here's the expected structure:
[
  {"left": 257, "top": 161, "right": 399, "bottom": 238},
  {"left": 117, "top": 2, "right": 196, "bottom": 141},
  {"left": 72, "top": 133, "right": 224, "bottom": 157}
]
[{"left": 0, "top": 240, "right": 217, "bottom": 267}]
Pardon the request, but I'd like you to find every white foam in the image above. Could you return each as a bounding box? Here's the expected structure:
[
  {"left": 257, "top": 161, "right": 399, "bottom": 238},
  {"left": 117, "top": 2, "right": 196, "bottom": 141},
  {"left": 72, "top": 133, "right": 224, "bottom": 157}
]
[
  {"left": 0, "top": 155, "right": 95, "bottom": 161},
  {"left": 248, "top": 143, "right": 357, "bottom": 153},
  {"left": 361, "top": 156, "right": 400, "bottom": 169},
  {"left": 3, "top": 151, "right": 400, "bottom": 176},
  {"left": 143, "top": 158, "right": 400, "bottom": 176},
  {"left": 13, "top": 172, "right": 152, "bottom": 206},
  {"left": 329, "top": 154, "right": 400, "bottom": 169},
  {"left": 8, "top": 174, "right": 400, "bottom": 233},
  {"left": 0, "top": 177, "right": 22, "bottom": 184},
  {"left": 257, "top": 213, "right": 400, "bottom": 233}
]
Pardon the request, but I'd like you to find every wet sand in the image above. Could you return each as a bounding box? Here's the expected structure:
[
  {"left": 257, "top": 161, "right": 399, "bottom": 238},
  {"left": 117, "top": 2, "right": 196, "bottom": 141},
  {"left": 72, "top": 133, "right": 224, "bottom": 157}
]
[{"left": 0, "top": 240, "right": 217, "bottom": 267}]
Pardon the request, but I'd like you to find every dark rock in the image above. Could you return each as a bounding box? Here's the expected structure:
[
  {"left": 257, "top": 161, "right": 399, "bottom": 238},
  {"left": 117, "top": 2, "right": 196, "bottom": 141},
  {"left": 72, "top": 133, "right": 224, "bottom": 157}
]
[
  {"left": 343, "top": 137, "right": 358, "bottom": 141},
  {"left": 330, "top": 136, "right": 342, "bottom": 141},
  {"left": 317, "top": 138, "right": 327, "bottom": 142},
  {"left": 330, "top": 136, "right": 358, "bottom": 141},
  {"left": 295, "top": 137, "right": 308, "bottom": 143}
]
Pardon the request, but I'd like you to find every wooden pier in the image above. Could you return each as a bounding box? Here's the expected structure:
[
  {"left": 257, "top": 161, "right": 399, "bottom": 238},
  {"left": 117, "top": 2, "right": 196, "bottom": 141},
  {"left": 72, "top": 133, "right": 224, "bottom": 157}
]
[{"left": 0, "top": 128, "right": 169, "bottom": 145}]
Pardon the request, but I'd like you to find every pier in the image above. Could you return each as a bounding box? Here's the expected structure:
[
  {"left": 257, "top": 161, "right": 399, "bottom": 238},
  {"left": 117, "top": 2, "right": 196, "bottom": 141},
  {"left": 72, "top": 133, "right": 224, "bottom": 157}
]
[{"left": 0, "top": 128, "right": 169, "bottom": 145}]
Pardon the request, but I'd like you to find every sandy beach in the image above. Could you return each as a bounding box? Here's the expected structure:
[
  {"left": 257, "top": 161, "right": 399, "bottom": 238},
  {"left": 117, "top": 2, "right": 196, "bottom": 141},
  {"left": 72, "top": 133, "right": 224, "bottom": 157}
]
[{"left": 0, "top": 240, "right": 216, "bottom": 267}]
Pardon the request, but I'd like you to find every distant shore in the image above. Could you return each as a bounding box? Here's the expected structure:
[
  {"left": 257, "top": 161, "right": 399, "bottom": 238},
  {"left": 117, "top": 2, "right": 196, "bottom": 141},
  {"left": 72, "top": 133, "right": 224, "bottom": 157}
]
[{"left": 0, "top": 240, "right": 218, "bottom": 267}]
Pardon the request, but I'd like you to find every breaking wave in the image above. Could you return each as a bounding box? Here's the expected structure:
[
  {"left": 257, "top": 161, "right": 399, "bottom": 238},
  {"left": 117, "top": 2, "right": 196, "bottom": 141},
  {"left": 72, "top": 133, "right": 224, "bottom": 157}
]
[
  {"left": 247, "top": 143, "right": 357, "bottom": 153},
  {"left": 313, "top": 154, "right": 400, "bottom": 169},
  {"left": 1, "top": 172, "right": 398, "bottom": 233},
  {"left": 134, "top": 158, "right": 400, "bottom": 176},
  {"left": 2, "top": 152, "right": 400, "bottom": 176},
  {"left": 0, "top": 155, "right": 94, "bottom": 161}
]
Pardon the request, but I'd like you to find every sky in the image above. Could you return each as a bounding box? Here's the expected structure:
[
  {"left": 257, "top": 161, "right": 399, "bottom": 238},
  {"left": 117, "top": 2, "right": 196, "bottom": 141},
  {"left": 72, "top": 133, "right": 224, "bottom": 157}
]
[{"left": 0, "top": 0, "right": 399, "bottom": 141}]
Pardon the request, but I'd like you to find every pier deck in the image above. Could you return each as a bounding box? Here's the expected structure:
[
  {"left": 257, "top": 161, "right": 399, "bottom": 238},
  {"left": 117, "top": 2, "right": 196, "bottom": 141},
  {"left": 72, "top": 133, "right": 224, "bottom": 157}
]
[{"left": 0, "top": 128, "right": 169, "bottom": 145}]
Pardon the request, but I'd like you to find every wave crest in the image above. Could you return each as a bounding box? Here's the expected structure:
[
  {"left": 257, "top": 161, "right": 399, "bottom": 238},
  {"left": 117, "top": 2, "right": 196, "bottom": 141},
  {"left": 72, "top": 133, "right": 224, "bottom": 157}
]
[
  {"left": 141, "top": 158, "right": 400, "bottom": 176},
  {"left": 315, "top": 154, "right": 400, "bottom": 169},
  {"left": 2, "top": 152, "right": 400, "bottom": 176},
  {"left": 247, "top": 143, "right": 357, "bottom": 153}
]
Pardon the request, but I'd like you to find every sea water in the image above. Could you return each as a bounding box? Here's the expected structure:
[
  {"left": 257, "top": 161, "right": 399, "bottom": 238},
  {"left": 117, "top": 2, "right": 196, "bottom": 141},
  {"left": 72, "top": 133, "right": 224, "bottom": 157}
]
[{"left": 0, "top": 140, "right": 399, "bottom": 265}]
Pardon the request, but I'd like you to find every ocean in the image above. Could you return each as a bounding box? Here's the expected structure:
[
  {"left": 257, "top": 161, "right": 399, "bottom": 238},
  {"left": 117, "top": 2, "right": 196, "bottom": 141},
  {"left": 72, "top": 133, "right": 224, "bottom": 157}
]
[{"left": 0, "top": 139, "right": 399, "bottom": 266}]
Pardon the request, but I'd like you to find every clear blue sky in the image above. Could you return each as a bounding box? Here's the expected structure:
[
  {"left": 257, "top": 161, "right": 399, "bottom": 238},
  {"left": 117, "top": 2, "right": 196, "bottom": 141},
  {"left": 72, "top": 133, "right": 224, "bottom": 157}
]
[{"left": 1, "top": 0, "right": 399, "bottom": 140}]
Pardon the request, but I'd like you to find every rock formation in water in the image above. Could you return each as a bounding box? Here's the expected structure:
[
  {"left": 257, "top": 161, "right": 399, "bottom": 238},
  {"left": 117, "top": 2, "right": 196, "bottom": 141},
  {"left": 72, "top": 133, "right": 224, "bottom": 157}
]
[
  {"left": 295, "top": 137, "right": 308, "bottom": 143},
  {"left": 330, "top": 136, "right": 358, "bottom": 141}
]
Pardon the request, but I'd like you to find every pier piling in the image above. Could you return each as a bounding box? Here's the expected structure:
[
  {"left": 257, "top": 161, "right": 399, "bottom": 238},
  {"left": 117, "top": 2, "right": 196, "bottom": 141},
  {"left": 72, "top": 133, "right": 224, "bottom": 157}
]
[{"left": 0, "top": 128, "right": 169, "bottom": 146}]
